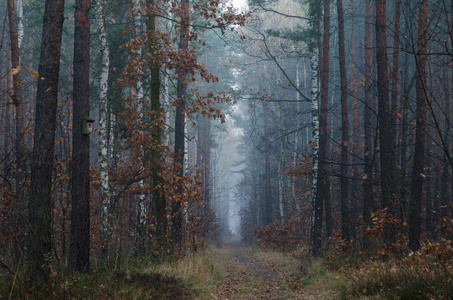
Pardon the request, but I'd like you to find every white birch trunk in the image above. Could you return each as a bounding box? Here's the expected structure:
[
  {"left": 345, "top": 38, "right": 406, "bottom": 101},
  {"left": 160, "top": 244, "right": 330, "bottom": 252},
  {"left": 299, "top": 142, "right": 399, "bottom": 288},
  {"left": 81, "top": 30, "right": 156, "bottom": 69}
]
[
  {"left": 132, "top": 0, "right": 147, "bottom": 234},
  {"left": 309, "top": 48, "right": 320, "bottom": 245},
  {"left": 277, "top": 108, "right": 285, "bottom": 223},
  {"left": 163, "top": 16, "right": 171, "bottom": 147},
  {"left": 95, "top": 0, "right": 110, "bottom": 261},
  {"left": 278, "top": 153, "right": 285, "bottom": 223},
  {"left": 16, "top": 0, "right": 23, "bottom": 48}
]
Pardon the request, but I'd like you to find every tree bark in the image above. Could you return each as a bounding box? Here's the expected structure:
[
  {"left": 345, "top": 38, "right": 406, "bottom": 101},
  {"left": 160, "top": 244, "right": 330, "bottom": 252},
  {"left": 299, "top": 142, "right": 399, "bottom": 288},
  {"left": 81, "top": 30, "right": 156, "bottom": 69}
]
[
  {"left": 362, "top": 0, "right": 374, "bottom": 248},
  {"left": 376, "top": 0, "right": 397, "bottom": 220},
  {"left": 312, "top": 0, "right": 330, "bottom": 257},
  {"left": 147, "top": 0, "right": 167, "bottom": 252},
  {"left": 28, "top": 0, "right": 65, "bottom": 283},
  {"left": 409, "top": 0, "right": 427, "bottom": 251},
  {"left": 95, "top": 0, "right": 110, "bottom": 263},
  {"left": 391, "top": 0, "right": 402, "bottom": 220},
  {"left": 337, "top": 0, "right": 350, "bottom": 245},
  {"left": 7, "top": 0, "right": 25, "bottom": 202},
  {"left": 309, "top": 0, "right": 321, "bottom": 255},
  {"left": 172, "top": 0, "right": 189, "bottom": 251},
  {"left": 132, "top": 0, "right": 147, "bottom": 252},
  {"left": 69, "top": 0, "right": 91, "bottom": 273}
]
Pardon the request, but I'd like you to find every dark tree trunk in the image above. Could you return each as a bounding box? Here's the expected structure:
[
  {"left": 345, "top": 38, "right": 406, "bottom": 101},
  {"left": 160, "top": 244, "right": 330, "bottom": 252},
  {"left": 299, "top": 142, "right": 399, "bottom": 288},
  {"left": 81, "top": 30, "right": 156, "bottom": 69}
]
[
  {"left": 28, "top": 0, "right": 65, "bottom": 283},
  {"left": 7, "top": 1, "right": 26, "bottom": 262},
  {"left": 312, "top": 0, "right": 330, "bottom": 257},
  {"left": 7, "top": 0, "right": 25, "bottom": 194},
  {"left": 204, "top": 117, "right": 211, "bottom": 207},
  {"left": 391, "top": 0, "right": 402, "bottom": 218},
  {"left": 409, "top": 0, "right": 427, "bottom": 251},
  {"left": 3, "top": 55, "right": 13, "bottom": 184},
  {"left": 337, "top": 0, "right": 350, "bottom": 245},
  {"left": 147, "top": 0, "right": 167, "bottom": 252},
  {"left": 362, "top": 0, "right": 374, "bottom": 244},
  {"left": 172, "top": 0, "right": 189, "bottom": 252},
  {"left": 440, "top": 63, "right": 450, "bottom": 223},
  {"left": 348, "top": 0, "right": 359, "bottom": 240},
  {"left": 69, "top": 0, "right": 91, "bottom": 273},
  {"left": 399, "top": 0, "right": 414, "bottom": 229},
  {"left": 376, "top": 0, "right": 397, "bottom": 222}
]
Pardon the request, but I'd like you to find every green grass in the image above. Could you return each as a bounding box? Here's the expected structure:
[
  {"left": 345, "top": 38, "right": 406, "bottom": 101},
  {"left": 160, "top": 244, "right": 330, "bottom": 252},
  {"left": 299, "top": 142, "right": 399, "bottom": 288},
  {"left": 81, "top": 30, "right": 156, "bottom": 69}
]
[
  {"left": 237, "top": 277, "right": 265, "bottom": 295},
  {"left": 0, "top": 251, "right": 223, "bottom": 299}
]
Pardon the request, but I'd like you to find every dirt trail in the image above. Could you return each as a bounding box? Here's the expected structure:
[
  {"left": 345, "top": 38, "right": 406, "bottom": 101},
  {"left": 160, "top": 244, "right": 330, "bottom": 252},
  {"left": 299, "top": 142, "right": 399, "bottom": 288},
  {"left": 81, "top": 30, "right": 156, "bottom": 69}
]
[{"left": 211, "top": 243, "right": 315, "bottom": 299}]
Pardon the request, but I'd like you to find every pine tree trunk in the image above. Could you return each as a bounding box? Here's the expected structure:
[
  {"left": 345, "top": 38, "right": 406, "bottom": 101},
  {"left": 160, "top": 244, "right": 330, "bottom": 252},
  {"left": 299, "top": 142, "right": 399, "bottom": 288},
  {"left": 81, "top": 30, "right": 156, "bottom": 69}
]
[
  {"left": 7, "top": 0, "right": 25, "bottom": 266},
  {"left": 172, "top": 0, "right": 190, "bottom": 252},
  {"left": 69, "top": 0, "right": 91, "bottom": 273},
  {"left": 7, "top": 0, "right": 25, "bottom": 202},
  {"left": 409, "top": 0, "right": 428, "bottom": 251},
  {"left": 28, "top": 0, "right": 65, "bottom": 283},
  {"left": 376, "top": 0, "right": 397, "bottom": 222},
  {"left": 4, "top": 55, "right": 13, "bottom": 184},
  {"left": 362, "top": 0, "right": 374, "bottom": 242},
  {"left": 348, "top": 0, "right": 359, "bottom": 239},
  {"left": 147, "top": 0, "right": 167, "bottom": 251},
  {"left": 337, "top": 0, "right": 350, "bottom": 245},
  {"left": 391, "top": 0, "right": 402, "bottom": 219}
]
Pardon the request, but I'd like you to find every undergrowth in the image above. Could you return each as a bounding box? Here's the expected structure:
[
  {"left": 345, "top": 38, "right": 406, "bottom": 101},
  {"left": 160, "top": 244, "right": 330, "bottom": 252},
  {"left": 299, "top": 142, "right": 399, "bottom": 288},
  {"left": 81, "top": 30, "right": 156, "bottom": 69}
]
[
  {"left": 338, "top": 239, "right": 453, "bottom": 300},
  {"left": 0, "top": 251, "right": 223, "bottom": 299}
]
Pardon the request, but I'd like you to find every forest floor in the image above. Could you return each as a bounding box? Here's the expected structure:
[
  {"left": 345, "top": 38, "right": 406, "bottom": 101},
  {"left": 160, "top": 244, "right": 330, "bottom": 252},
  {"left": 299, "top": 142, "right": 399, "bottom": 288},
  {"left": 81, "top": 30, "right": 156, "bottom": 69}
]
[{"left": 209, "top": 237, "right": 338, "bottom": 299}]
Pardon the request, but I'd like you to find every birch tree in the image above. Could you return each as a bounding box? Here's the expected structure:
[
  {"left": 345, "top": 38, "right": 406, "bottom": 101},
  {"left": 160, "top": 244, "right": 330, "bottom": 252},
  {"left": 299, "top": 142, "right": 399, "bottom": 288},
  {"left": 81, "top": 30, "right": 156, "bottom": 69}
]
[
  {"left": 132, "top": 0, "right": 147, "bottom": 250},
  {"left": 308, "top": 4, "right": 321, "bottom": 255},
  {"left": 94, "top": 0, "right": 110, "bottom": 263}
]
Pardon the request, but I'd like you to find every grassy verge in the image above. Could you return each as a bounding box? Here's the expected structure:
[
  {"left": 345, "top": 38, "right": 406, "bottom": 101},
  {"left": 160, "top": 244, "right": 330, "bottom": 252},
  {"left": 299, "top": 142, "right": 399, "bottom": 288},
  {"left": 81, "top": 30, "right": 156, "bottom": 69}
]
[{"left": 0, "top": 251, "right": 224, "bottom": 299}]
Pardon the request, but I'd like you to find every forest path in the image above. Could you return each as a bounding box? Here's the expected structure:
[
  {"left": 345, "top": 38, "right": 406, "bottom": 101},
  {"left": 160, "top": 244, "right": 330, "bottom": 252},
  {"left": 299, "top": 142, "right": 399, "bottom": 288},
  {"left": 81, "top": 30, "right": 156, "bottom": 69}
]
[{"left": 210, "top": 242, "right": 316, "bottom": 299}]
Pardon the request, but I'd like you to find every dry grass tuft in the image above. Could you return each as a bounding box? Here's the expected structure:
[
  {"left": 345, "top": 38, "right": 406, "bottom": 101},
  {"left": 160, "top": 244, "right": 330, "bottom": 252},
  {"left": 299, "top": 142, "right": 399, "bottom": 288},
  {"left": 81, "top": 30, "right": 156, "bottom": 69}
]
[{"left": 154, "top": 250, "right": 224, "bottom": 298}]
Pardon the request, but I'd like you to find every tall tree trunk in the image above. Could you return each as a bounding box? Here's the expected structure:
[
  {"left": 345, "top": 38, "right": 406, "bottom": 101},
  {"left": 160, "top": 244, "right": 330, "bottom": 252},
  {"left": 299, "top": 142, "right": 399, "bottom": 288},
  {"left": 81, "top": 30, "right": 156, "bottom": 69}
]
[
  {"left": 440, "top": 62, "right": 451, "bottom": 228},
  {"left": 309, "top": 0, "right": 321, "bottom": 256},
  {"left": 348, "top": 0, "right": 359, "bottom": 239},
  {"left": 337, "top": 0, "right": 350, "bottom": 245},
  {"left": 204, "top": 117, "right": 211, "bottom": 207},
  {"left": 147, "top": 0, "right": 167, "bottom": 252},
  {"left": 409, "top": 0, "right": 427, "bottom": 251},
  {"left": 391, "top": 0, "right": 401, "bottom": 147},
  {"left": 391, "top": 0, "right": 402, "bottom": 219},
  {"left": 7, "top": 0, "right": 25, "bottom": 203},
  {"left": 28, "top": 0, "right": 65, "bottom": 283},
  {"left": 376, "top": 0, "right": 397, "bottom": 223},
  {"left": 7, "top": 0, "right": 25, "bottom": 266},
  {"left": 4, "top": 54, "right": 13, "bottom": 184},
  {"left": 312, "top": 0, "right": 330, "bottom": 257},
  {"left": 95, "top": 0, "right": 110, "bottom": 263},
  {"left": 362, "top": 0, "right": 374, "bottom": 248},
  {"left": 400, "top": 0, "right": 414, "bottom": 229},
  {"left": 15, "top": 0, "right": 23, "bottom": 48},
  {"left": 172, "top": 0, "right": 189, "bottom": 251},
  {"left": 69, "top": 0, "right": 91, "bottom": 273},
  {"left": 132, "top": 0, "right": 147, "bottom": 252}
]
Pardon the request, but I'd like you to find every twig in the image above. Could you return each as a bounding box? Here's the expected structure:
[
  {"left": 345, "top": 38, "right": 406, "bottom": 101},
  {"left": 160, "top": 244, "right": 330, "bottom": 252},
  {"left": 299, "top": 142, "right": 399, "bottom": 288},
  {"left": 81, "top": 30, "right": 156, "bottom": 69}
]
[{"left": 0, "top": 259, "right": 15, "bottom": 276}]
